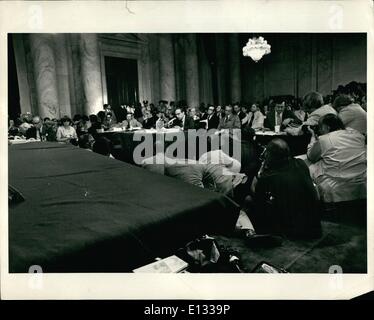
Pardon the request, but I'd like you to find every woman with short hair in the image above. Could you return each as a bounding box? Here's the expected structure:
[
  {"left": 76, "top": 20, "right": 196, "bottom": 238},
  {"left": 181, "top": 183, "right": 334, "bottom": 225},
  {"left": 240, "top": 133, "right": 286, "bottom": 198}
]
[{"left": 56, "top": 116, "right": 78, "bottom": 144}]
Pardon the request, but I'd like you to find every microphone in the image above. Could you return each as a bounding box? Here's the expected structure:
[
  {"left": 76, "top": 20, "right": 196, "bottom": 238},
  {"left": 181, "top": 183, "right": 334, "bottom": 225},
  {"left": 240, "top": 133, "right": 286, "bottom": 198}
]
[{"left": 167, "top": 117, "right": 176, "bottom": 127}]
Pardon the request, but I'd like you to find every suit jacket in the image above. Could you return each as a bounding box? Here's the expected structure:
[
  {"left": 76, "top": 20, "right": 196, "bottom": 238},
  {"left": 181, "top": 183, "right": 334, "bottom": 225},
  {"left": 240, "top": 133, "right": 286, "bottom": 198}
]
[
  {"left": 174, "top": 115, "right": 196, "bottom": 130},
  {"left": 200, "top": 112, "right": 208, "bottom": 120},
  {"left": 236, "top": 111, "right": 246, "bottom": 121},
  {"left": 121, "top": 119, "right": 143, "bottom": 128},
  {"left": 142, "top": 116, "right": 156, "bottom": 129},
  {"left": 206, "top": 113, "right": 220, "bottom": 130},
  {"left": 218, "top": 114, "right": 241, "bottom": 130},
  {"left": 113, "top": 105, "right": 127, "bottom": 123},
  {"left": 264, "top": 110, "right": 298, "bottom": 131},
  {"left": 25, "top": 126, "right": 46, "bottom": 140}
]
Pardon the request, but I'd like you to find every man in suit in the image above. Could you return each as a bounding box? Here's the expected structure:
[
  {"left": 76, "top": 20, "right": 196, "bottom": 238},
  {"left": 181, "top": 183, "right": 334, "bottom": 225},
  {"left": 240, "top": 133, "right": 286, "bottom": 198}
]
[
  {"left": 25, "top": 116, "right": 46, "bottom": 140},
  {"left": 173, "top": 107, "right": 195, "bottom": 130},
  {"left": 264, "top": 101, "right": 299, "bottom": 131},
  {"left": 206, "top": 105, "right": 219, "bottom": 130},
  {"left": 113, "top": 103, "right": 128, "bottom": 123},
  {"left": 120, "top": 113, "right": 143, "bottom": 129},
  {"left": 218, "top": 105, "right": 241, "bottom": 130},
  {"left": 142, "top": 109, "right": 156, "bottom": 129},
  {"left": 103, "top": 104, "right": 117, "bottom": 124},
  {"left": 233, "top": 103, "right": 246, "bottom": 121}
]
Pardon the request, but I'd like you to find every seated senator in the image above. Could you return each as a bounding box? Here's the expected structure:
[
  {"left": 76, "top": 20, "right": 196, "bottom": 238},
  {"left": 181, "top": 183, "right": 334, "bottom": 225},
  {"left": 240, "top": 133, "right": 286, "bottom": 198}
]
[
  {"left": 171, "top": 107, "right": 195, "bottom": 130},
  {"left": 121, "top": 112, "right": 143, "bottom": 129},
  {"left": 217, "top": 105, "right": 241, "bottom": 130},
  {"left": 264, "top": 101, "right": 298, "bottom": 131}
]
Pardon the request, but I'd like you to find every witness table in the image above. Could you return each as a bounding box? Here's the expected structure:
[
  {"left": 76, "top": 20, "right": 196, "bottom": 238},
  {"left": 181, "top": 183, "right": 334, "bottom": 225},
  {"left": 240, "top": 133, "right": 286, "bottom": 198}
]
[
  {"left": 100, "top": 128, "right": 219, "bottom": 165},
  {"left": 9, "top": 142, "right": 239, "bottom": 272}
]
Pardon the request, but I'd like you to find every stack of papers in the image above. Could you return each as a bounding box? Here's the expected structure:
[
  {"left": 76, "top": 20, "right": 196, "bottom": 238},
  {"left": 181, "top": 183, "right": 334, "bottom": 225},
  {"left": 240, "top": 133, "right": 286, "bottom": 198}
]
[{"left": 133, "top": 255, "right": 188, "bottom": 273}]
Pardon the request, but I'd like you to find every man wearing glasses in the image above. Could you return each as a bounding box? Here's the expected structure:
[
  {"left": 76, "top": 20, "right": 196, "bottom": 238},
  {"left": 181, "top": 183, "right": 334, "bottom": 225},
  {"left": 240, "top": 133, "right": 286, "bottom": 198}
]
[
  {"left": 217, "top": 105, "right": 241, "bottom": 130},
  {"left": 172, "top": 107, "right": 195, "bottom": 130},
  {"left": 206, "top": 105, "right": 219, "bottom": 130},
  {"left": 25, "top": 116, "right": 45, "bottom": 141}
]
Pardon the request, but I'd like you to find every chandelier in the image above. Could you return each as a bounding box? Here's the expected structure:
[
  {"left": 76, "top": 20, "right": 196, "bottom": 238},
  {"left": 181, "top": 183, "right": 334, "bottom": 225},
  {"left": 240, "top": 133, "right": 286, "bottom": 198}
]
[{"left": 242, "top": 36, "right": 271, "bottom": 62}]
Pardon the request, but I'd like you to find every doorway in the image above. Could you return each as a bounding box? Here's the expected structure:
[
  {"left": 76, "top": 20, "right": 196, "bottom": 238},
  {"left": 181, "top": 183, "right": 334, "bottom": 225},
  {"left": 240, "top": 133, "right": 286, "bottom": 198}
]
[{"left": 105, "top": 56, "right": 139, "bottom": 108}]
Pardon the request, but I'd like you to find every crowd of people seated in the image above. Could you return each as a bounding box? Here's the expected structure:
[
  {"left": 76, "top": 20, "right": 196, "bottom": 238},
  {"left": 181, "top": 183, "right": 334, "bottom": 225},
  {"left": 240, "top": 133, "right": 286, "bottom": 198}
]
[{"left": 8, "top": 80, "right": 367, "bottom": 244}]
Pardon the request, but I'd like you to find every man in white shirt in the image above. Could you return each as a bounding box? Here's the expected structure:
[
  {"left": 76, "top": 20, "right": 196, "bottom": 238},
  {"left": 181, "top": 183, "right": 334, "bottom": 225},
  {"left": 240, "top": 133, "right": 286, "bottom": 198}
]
[
  {"left": 285, "top": 92, "right": 337, "bottom": 136},
  {"left": 333, "top": 94, "right": 367, "bottom": 135},
  {"left": 307, "top": 114, "right": 366, "bottom": 203}
]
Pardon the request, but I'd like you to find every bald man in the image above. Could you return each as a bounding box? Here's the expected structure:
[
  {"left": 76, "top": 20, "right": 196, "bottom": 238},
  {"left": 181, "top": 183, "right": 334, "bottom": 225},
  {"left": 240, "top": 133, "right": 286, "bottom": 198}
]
[{"left": 25, "top": 116, "right": 45, "bottom": 140}]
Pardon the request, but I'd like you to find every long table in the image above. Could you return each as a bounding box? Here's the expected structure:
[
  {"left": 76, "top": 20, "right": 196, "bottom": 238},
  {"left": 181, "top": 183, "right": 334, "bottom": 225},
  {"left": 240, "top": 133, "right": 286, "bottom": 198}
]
[
  {"left": 100, "top": 129, "right": 227, "bottom": 164},
  {"left": 9, "top": 142, "right": 239, "bottom": 272},
  {"left": 101, "top": 129, "right": 311, "bottom": 168}
]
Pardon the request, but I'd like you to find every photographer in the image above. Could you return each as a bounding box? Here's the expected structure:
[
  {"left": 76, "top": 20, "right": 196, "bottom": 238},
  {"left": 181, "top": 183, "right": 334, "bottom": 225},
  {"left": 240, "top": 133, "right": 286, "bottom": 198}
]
[
  {"left": 307, "top": 114, "right": 366, "bottom": 203},
  {"left": 247, "top": 138, "right": 322, "bottom": 240},
  {"left": 285, "top": 91, "right": 337, "bottom": 136}
]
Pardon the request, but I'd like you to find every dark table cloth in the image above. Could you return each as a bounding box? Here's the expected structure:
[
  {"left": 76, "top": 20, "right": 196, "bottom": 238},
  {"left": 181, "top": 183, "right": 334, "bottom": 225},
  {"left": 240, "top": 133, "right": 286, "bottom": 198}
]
[
  {"left": 254, "top": 133, "right": 311, "bottom": 156},
  {"left": 101, "top": 130, "right": 214, "bottom": 164},
  {"left": 9, "top": 142, "right": 239, "bottom": 272}
]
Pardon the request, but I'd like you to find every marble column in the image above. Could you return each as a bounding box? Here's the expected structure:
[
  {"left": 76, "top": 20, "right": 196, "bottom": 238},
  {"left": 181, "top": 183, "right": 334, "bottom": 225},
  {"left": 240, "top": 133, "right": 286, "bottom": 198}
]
[
  {"left": 79, "top": 34, "right": 104, "bottom": 115},
  {"left": 229, "top": 34, "right": 241, "bottom": 103},
  {"left": 12, "top": 35, "right": 33, "bottom": 115},
  {"left": 184, "top": 34, "right": 199, "bottom": 108},
  {"left": 159, "top": 34, "right": 176, "bottom": 103},
  {"left": 197, "top": 35, "right": 213, "bottom": 105},
  {"left": 53, "top": 34, "right": 72, "bottom": 117},
  {"left": 215, "top": 35, "right": 227, "bottom": 105},
  {"left": 29, "top": 34, "right": 60, "bottom": 119}
]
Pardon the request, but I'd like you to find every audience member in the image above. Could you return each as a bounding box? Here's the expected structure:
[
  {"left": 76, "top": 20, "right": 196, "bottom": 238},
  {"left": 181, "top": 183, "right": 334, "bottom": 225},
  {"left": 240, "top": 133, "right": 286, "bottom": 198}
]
[{"left": 56, "top": 116, "right": 78, "bottom": 144}]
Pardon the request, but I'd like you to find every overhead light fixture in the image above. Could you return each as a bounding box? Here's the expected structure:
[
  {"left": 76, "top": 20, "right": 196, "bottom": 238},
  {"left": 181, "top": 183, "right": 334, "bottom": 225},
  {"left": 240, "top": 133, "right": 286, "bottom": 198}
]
[{"left": 243, "top": 36, "right": 271, "bottom": 62}]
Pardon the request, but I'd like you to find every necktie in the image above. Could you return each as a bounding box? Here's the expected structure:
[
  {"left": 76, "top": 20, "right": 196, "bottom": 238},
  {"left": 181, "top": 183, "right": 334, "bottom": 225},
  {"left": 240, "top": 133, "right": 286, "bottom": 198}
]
[{"left": 248, "top": 113, "right": 254, "bottom": 128}]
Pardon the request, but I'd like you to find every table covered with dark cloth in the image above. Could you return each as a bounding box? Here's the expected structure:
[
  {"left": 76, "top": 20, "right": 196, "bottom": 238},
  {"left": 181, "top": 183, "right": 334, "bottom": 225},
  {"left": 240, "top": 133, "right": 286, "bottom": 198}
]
[
  {"left": 101, "top": 130, "right": 214, "bottom": 164},
  {"left": 9, "top": 142, "right": 239, "bottom": 272},
  {"left": 254, "top": 133, "right": 311, "bottom": 156}
]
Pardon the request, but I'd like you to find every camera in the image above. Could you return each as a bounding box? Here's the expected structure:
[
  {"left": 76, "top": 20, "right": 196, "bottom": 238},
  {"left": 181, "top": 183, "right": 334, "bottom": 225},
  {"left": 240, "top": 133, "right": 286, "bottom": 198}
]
[{"left": 301, "top": 124, "right": 319, "bottom": 136}]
